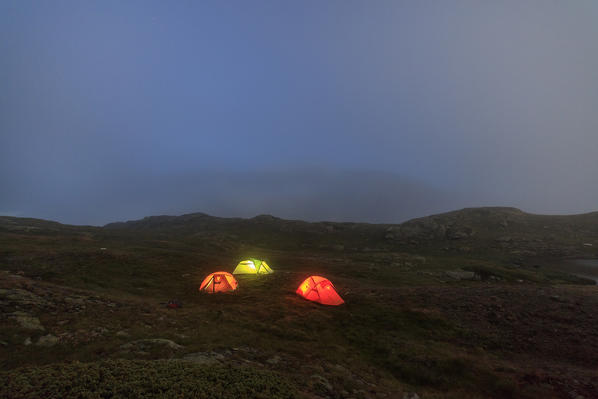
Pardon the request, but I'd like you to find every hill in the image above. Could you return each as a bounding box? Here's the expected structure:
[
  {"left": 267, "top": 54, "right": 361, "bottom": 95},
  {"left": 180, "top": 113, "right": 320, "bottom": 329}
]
[{"left": 1, "top": 207, "right": 598, "bottom": 398}]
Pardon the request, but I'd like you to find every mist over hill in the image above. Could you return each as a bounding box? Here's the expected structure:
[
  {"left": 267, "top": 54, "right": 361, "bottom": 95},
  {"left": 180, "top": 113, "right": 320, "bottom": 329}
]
[
  {"left": 5, "top": 164, "right": 598, "bottom": 226},
  {"left": 1, "top": 169, "right": 470, "bottom": 226}
]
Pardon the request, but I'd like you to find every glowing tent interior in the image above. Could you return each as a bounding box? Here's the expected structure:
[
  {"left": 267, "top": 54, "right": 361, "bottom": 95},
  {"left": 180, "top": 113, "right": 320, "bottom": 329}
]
[
  {"left": 296, "top": 276, "right": 344, "bottom": 306},
  {"left": 232, "top": 258, "right": 274, "bottom": 275},
  {"left": 199, "top": 271, "right": 238, "bottom": 293}
]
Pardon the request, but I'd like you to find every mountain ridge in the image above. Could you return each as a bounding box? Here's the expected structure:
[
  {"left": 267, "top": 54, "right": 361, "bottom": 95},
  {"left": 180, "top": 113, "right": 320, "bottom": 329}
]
[{"left": 3, "top": 206, "right": 598, "bottom": 231}]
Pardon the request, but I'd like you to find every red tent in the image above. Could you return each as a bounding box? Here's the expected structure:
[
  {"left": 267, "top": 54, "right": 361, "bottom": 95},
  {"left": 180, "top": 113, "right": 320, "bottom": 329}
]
[
  {"left": 199, "top": 271, "right": 238, "bottom": 293},
  {"left": 296, "top": 276, "right": 344, "bottom": 305}
]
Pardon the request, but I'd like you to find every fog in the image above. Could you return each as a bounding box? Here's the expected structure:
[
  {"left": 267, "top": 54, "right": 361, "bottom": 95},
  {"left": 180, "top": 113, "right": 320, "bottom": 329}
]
[{"left": 2, "top": 1, "right": 598, "bottom": 225}]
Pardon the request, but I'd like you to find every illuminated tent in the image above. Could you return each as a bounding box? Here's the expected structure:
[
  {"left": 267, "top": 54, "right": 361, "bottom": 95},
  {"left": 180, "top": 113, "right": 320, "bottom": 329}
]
[
  {"left": 199, "top": 271, "right": 238, "bottom": 293},
  {"left": 232, "top": 258, "right": 274, "bottom": 275},
  {"left": 296, "top": 276, "right": 344, "bottom": 305}
]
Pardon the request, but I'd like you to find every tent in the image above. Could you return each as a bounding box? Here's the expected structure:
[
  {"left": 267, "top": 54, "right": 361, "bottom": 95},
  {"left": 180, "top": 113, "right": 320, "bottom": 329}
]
[
  {"left": 232, "top": 258, "right": 274, "bottom": 275},
  {"left": 199, "top": 271, "right": 238, "bottom": 293},
  {"left": 296, "top": 276, "right": 344, "bottom": 305}
]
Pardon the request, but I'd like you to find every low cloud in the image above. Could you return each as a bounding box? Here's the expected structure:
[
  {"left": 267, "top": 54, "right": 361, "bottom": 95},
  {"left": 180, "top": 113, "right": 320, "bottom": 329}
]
[{"left": 0, "top": 168, "right": 464, "bottom": 226}]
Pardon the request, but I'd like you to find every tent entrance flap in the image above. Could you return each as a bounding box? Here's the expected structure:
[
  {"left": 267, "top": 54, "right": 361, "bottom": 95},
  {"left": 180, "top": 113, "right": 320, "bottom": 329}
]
[
  {"left": 199, "top": 272, "right": 238, "bottom": 293},
  {"left": 296, "top": 276, "right": 344, "bottom": 306},
  {"left": 233, "top": 259, "right": 274, "bottom": 275}
]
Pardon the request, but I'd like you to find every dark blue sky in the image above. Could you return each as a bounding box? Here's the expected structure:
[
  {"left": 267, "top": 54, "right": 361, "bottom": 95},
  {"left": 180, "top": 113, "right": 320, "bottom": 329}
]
[{"left": 2, "top": 1, "right": 598, "bottom": 225}]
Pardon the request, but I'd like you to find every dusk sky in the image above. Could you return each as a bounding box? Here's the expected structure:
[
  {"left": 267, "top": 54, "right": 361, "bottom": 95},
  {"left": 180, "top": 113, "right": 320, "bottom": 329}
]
[{"left": 2, "top": 1, "right": 598, "bottom": 225}]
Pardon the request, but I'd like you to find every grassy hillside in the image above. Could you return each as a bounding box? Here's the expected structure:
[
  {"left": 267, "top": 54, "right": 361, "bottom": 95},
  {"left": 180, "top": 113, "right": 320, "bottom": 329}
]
[{"left": 1, "top": 208, "right": 597, "bottom": 398}]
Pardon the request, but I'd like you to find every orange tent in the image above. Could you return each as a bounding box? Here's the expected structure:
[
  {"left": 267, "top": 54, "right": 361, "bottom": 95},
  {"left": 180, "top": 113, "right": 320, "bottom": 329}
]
[
  {"left": 199, "top": 271, "right": 238, "bottom": 293},
  {"left": 296, "top": 276, "right": 344, "bottom": 305}
]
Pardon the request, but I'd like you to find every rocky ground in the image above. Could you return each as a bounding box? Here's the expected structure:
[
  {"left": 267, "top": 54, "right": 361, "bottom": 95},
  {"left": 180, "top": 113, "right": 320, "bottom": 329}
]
[{"left": 2, "top": 268, "right": 597, "bottom": 398}]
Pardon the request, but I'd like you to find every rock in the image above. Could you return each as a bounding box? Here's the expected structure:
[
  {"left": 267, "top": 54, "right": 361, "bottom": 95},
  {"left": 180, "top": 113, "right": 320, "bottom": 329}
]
[
  {"left": 120, "top": 339, "right": 183, "bottom": 351},
  {"left": 266, "top": 355, "right": 281, "bottom": 365},
  {"left": 64, "top": 296, "right": 87, "bottom": 305},
  {"left": 10, "top": 311, "right": 45, "bottom": 331},
  {"left": 231, "top": 346, "right": 257, "bottom": 353},
  {"left": 23, "top": 337, "right": 32, "bottom": 346},
  {"left": 36, "top": 334, "right": 59, "bottom": 347},
  {"left": 550, "top": 295, "right": 565, "bottom": 302},
  {"left": 310, "top": 374, "right": 333, "bottom": 393},
  {"left": 331, "top": 364, "right": 351, "bottom": 376},
  {"left": 446, "top": 226, "right": 474, "bottom": 240},
  {"left": 412, "top": 255, "right": 426, "bottom": 264},
  {"left": 399, "top": 218, "right": 446, "bottom": 240},
  {"left": 91, "top": 327, "right": 109, "bottom": 336},
  {"left": 495, "top": 236, "right": 513, "bottom": 243},
  {"left": 445, "top": 271, "right": 477, "bottom": 281},
  {"left": 181, "top": 351, "right": 225, "bottom": 365},
  {"left": 0, "top": 289, "right": 49, "bottom": 307}
]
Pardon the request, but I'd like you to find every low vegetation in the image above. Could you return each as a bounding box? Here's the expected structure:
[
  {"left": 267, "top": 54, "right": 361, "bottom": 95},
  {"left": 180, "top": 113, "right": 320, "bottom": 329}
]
[
  {"left": 0, "top": 360, "right": 296, "bottom": 399},
  {"left": 1, "top": 207, "right": 597, "bottom": 398}
]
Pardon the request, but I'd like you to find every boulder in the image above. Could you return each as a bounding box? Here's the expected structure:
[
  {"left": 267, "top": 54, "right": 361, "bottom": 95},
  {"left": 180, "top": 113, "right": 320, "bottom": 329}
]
[
  {"left": 0, "top": 289, "right": 49, "bottom": 307},
  {"left": 36, "top": 334, "right": 59, "bottom": 347},
  {"left": 266, "top": 355, "right": 281, "bottom": 365},
  {"left": 10, "top": 311, "right": 45, "bottom": 331},
  {"left": 181, "top": 351, "right": 225, "bottom": 365},
  {"left": 446, "top": 226, "right": 474, "bottom": 240},
  {"left": 445, "top": 271, "right": 478, "bottom": 281},
  {"left": 495, "top": 236, "right": 513, "bottom": 243},
  {"left": 310, "top": 374, "right": 333, "bottom": 393},
  {"left": 120, "top": 338, "right": 183, "bottom": 351}
]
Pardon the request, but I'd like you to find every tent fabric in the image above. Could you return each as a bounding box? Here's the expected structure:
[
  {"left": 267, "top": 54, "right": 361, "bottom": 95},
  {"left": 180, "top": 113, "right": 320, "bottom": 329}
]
[
  {"left": 232, "top": 258, "right": 274, "bottom": 275},
  {"left": 199, "top": 271, "right": 238, "bottom": 293},
  {"left": 296, "top": 276, "right": 344, "bottom": 306}
]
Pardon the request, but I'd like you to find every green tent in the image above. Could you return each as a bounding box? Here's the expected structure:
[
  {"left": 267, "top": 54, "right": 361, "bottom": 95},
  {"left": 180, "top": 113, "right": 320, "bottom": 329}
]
[{"left": 232, "top": 258, "right": 274, "bottom": 275}]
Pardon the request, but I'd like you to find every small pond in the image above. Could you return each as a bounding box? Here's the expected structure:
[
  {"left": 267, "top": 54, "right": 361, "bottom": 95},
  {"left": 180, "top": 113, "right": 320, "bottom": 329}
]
[{"left": 564, "top": 259, "right": 598, "bottom": 283}]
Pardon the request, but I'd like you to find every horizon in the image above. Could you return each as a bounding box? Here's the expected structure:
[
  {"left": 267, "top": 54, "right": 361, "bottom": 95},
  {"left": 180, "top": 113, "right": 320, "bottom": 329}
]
[
  {"left": 3, "top": 204, "right": 597, "bottom": 228},
  {"left": 2, "top": 2, "right": 598, "bottom": 225}
]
